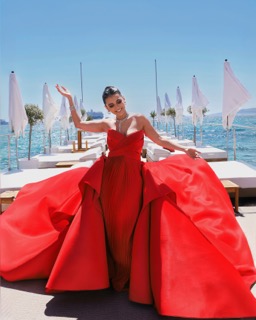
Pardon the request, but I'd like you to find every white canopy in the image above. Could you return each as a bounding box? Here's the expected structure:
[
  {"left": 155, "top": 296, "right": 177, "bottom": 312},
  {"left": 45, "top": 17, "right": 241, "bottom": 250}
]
[
  {"left": 164, "top": 93, "right": 171, "bottom": 109},
  {"left": 74, "top": 95, "right": 82, "bottom": 118},
  {"left": 59, "top": 96, "right": 70, "bottom": 130},
  {"left": 80, "top": 99, "right": 87, "bottom": 120},
  {"left": 157, "top": 96, "right": 162, "bottom": 119},
  {"left": 8, "top": 71, "right": 28, "bottom": 137},
  {"left": 42, "top": 83, "right": 58, "bottom": 133},
  {"left": 191, "top": 76, "right": 209, "bottom": 125},
  {"left": 175, "top": 86, "right": 183, "bottom": 125},
  {"left": 222, "top": 60, "right": 251, "bottom": 129}
]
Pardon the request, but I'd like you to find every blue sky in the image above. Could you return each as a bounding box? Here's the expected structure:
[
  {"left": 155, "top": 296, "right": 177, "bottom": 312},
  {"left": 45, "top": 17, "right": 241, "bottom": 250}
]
[{"left": 1, "top": 0, "right": 255, "bottom": 120}]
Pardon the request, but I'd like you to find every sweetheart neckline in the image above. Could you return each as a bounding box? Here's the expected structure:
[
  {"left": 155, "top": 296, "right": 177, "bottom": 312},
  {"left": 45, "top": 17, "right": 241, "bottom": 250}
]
[{"left": 109, "top": 129, "right": 144, "bottom": 138}]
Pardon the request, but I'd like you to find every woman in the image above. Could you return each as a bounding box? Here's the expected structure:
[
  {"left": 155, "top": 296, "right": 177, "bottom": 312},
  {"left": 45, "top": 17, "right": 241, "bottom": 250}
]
[{"left": 1, "top": 85, "right": 255, "bottom": 318}]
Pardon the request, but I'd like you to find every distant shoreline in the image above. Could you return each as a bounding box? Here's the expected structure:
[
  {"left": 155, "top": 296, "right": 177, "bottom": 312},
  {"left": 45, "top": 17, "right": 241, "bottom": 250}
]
[
  {"left": 206, "top": 108, "right": 256, "bottom": 117},
  {"left": 1, "top": 107, "right": 255, "bottom": 124},
  {"left": 0, "top": 119, "right": 8, "bottom": 125}
]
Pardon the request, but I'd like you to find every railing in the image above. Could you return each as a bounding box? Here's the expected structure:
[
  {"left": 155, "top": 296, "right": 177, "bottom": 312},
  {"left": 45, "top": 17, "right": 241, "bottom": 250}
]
[
  {"left": 205, "top": 123, "right": 256, "bottom": 161},
  {"left": 0, "top": 123, "right": 78, "bottom": 171},
  {"left": 0, "top": 133, "right": 17, "bottom": 171},
  {"left": 1, "top": 122, "right": 256, "bottom": 171},
  {"left": 154, "top": 119, "right": 256, "bottom": 166},
  {"left": 232, "top": 124, "right": 256, "bottom": 161}
]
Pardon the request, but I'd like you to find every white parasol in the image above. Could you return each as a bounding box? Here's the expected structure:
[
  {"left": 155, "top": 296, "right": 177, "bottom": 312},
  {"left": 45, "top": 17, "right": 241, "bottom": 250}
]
[
  {"left": 74, "top": 95, "right": 82, "bottom": 118},
  {"left": 175, "top": 86, "right": 183, "bottom": 125},
  {"left": 42, "top": 83, "right": 58, "bottom": 134},
  {"left": 164, "top": 93, "right": 171, "bottom": 132},
  {"left": 9, "top": 71, "right": 28, "bottom": 137},
  {"left": 59, "top": 96, "right": 70, "bottom": 130},
  {"left": 222, "top": 59, "right": 251, "bottom": 129},
  {"left": 164, "top": 93, "right": 171, "bottom": 109},
  {"left": 80, "top": 99, "right": 87, "bottom": 120},
  {"left": 42, "top": 83, "right": 58, "bottom": 152},
  {"left": 157, "top": 96, "right": 162, "bottom": 119},
  {"left": 191, "top": 76, "right": 209, "bottom": 145},
  {"left": 8, "top": 71, "right": 28, "bottom": 169},
  {"left": 191, "top": 75, "right": 209, "bottom": 126}
]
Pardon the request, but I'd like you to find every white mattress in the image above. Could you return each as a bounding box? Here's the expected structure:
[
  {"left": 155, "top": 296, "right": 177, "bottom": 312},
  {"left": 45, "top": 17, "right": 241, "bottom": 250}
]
[
  {"left": 143, "top": 137, "right": 194, "bottom": 149},
  {"left": 147, "top": 144, "right": 227, "bottom": 162},
  {"left": 209, "top": 161, "right": 256, "bottom": 189},
  {"left": 30, "top": 147, "right": 102, "bottom": 168},
  {"left": 0, "top": 161, "right": 93, "bottom": 192}
]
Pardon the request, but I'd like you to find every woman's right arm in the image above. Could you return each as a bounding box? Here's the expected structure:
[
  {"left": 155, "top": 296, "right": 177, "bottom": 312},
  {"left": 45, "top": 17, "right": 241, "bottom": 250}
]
[{"left": 56, "top": 84, "right": 109, "bottom": 133}]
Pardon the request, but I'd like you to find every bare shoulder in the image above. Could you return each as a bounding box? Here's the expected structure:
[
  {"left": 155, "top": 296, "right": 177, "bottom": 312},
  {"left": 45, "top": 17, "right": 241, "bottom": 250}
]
[
  {"left": 101, "top": 118, "right": 115, "bottom": 130},
  {"left": 79, "top": 117, "right": 115, "bottom": 133},
  {"left": 131, "top": 113, "right": 149, "bottom": 123}
]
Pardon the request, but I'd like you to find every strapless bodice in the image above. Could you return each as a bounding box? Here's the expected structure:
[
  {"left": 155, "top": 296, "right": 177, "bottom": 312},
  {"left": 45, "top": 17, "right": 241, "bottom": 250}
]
[{"left": 107, "top": 129, "right": 144, "bottom": 161}]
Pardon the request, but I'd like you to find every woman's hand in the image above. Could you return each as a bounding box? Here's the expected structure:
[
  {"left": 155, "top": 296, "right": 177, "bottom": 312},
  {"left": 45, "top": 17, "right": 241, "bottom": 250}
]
[
  {"left": 185, "top": 148, "right": 201, "bottom": 159},
  {"left": 56, "top": 84, "right": 72, "bottom": 101}
]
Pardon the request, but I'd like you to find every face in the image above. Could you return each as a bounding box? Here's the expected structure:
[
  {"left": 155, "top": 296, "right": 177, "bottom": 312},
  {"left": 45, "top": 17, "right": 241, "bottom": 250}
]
[{"left": 105, "top": 93, "right": 127, "bottom": 117}]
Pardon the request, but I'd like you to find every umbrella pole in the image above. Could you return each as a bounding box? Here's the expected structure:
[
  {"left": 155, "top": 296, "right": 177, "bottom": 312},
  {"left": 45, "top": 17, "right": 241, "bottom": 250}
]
[
  {"left": 43, "top": 131, "right": 46, "bottom": 154},
  {"left": 8, "top": 135, "right": 11, "bottom": 171},
  {"left": 226, "top": 116, "right": 229, "bottom": 160},
  {"left": 60, "top": 127, "right": 62, "bottom": 146},
  {"left": 233, "top": 127, "right": 237, "bottom": 160},
  {"left": 66, "top": 128, "right": 69, "bottom": 142},
  {"left": 226, "top": 129, "right": 229, "bottom": 160},
  {"left": 15, "top": 137, "right": 19, "bottom": 169},
  {"left": 193, "top": 125, "right": 196, "bottom": 145},
  {"left": 49, "top": 130, "right": 52, "bottom": 154}
]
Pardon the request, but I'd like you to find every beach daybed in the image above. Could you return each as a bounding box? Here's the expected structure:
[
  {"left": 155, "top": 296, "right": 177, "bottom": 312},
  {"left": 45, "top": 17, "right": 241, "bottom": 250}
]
[
  {"left": 209, "top": 161, "right": 256, "bottom": 197},
  {"left": 142, "top": 137, "right": 194, "bottom": 158},
  {"left": 19, "top": 147, "right": 102, "bottom": 169},
  {"left": 147, "top": 144, "right": 228, "bottom": 162},
  {"left": 0, "top": 161, "right": 94, "bottom": 193},
  {"left": 45, "top": 136, "right": 107, "bottom": 154}
]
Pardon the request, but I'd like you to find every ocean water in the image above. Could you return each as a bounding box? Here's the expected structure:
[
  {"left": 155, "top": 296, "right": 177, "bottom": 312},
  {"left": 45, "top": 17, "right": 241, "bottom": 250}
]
[{"left": 0, "top": 115, "right": 256, "bottom": 171}]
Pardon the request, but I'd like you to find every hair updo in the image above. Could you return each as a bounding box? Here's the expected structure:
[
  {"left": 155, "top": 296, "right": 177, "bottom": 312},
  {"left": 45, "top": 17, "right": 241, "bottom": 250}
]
[{"left": 102, "top": 86, "right": 122, "bottom": 104}]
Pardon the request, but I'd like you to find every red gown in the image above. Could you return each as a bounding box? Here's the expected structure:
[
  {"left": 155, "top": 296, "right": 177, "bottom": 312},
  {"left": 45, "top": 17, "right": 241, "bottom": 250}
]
[{"left": 1, "top": 129, "right": 256, "bottom": 318}]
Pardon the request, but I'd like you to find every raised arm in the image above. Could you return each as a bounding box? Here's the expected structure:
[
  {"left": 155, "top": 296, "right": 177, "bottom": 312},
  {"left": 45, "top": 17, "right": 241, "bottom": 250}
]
[
  {"left": 56, "top": 84, "right": 110, "bottom": 133},
  {"left": 141, "top": 115, "right": 200, "bottom": 159}
]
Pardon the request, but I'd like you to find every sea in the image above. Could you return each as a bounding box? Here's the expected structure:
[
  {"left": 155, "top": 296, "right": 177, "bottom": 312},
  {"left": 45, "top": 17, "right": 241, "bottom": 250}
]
[{"left": 0, "top": 114, "right": 256, "bottom": 171}]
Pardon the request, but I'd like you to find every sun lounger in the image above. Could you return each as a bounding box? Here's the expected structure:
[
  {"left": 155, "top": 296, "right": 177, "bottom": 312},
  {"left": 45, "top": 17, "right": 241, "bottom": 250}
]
[
  {"left": 34, "top": 147, "right": 102, "bottom": 168},
  {"left": 143, "top": 137, "right": 195, "bottom": 158},
  {"left": 146, "top": 143, "right": 172, "bottom": 161},
  {"left": 0, "top": 161, "right": 94, "bottom": 193},
  {"left": 209, "top": 161, "right": 256, "bottom": 197},
  {"left": 148, "top": 144, "right": 228, "bottom": 162}
]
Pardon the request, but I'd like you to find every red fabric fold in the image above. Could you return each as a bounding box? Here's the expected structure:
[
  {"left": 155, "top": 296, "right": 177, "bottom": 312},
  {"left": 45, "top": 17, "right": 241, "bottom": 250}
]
[{"left": 1, "top": 129, "right": 256, "bottom": 318}]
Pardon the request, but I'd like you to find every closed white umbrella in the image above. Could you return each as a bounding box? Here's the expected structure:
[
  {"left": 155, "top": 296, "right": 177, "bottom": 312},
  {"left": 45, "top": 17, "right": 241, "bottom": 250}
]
[
  {"left": 157, "top": 96, "right": 162, "bottom": 119},
  {"left": 191, "top": 76, "right": 209, "bottom": 145},
  {"left": 80, "top": 99, "right": 87, "bottom": 120},
  {"left": 42, "top": 83, "right": 58, "bottom": 133},
  {"left": 164, "top": 93, "right": 171, "bottom": 132},
  {"left": 9, "top": 71, "right": 28, "bottom": 137},
  {"left": 8, "top": 71, "right": 28, "bottom": 169},
  {"left": 42, "top": 83, "right": 58, "bottom": 152},
  {"left": 156, "top": 95, "right": 163, "bottom": 130},
  {"left": 191, "top": 75, "right": 209, "bottom": 126},
  {"left": 59, "top": 96, "right": 70, "bottom": 145},
  {"left": 59, "top": 96, "right": 70, "bottom": 130},
  {"left": 74, "top": 95, "right": 82, "bottom": 118},
  {"left": 175, "top": 86, "right": 183, "bottom": 125},
  {"left": 222, "top": 59, "right": 251, "bottom": 129},
  {"left": 164, "top": 93, "right": 171, "bottom": 109}
]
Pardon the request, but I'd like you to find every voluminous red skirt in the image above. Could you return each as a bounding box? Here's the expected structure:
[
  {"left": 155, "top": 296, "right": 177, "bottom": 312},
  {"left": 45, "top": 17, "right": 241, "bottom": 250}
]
[{"left": 1, "top": 155, "right": 256, "bottom": 318}]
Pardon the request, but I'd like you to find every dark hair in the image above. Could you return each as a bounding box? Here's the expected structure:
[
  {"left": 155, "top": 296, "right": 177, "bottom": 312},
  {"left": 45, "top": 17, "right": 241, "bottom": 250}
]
[{"left": 102, "top": 86, "right": 121, "bottom": 104}]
